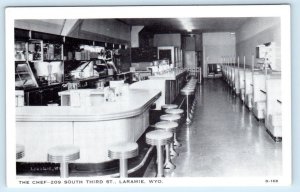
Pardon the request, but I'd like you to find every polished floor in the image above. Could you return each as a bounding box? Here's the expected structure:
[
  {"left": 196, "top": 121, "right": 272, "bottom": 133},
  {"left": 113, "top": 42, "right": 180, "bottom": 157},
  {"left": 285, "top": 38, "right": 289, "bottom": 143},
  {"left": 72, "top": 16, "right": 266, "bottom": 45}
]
[{"left": 144, "top": 78, "right": 282, "bottom": 177}]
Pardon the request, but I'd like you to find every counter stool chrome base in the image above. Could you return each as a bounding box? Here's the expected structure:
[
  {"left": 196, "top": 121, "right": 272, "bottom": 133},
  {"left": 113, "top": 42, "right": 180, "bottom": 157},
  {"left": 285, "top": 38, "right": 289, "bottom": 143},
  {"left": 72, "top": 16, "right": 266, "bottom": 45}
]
[
  {"left": 146, "top": 130, "right": 173, "bottom": 177},
  {"left": 186, "top": 118, "right": 192, "bottom": 125},
  {"left": 164, "top": 109, "right": 184, "bottom": 148},
  {"left": 169, "top": 142, "right": 179, "bottom": 158},
  {"left": 173, "top": 133, "right": 181, "bottom": 147},
  {"left": 155, "top": 121, "right": 179, "bottom": 167},
  {"left": 164, "top": 144, "right": 176, "bottom": 170},
  {"left": 16, "top": 144, "right": 25, "bottom": 160},
  {"left": 108, "top": 142, "right": 139, "bottom": 178}
]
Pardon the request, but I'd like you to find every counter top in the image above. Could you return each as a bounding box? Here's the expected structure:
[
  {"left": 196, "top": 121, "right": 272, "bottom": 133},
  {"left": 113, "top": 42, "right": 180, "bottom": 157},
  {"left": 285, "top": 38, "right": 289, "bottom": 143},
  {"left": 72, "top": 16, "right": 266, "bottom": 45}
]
[
  {"left": 66, "top": 71, "right": 131, "bottom": 82},
  {"left": 148, "top": 70, "right": 187, "bottom": 80},
  {"left": 16, "top": 89, "right": 161, "bottom": 122},
  {"left": 58, "top": 88, "right": 104, "bottom": 96}
]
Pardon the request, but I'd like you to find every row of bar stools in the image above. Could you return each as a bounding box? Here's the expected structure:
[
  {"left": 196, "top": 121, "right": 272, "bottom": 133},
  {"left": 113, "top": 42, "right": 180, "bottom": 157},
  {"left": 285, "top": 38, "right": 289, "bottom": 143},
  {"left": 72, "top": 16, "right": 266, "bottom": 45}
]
[
  {"left": 16, "top": 144, "right": 25, "bottom": 160},
  {"left": 108, "top": 142, "right": 139, "bottom": 177},
  {"left": 160, "top": 114, "right": 181, "bottom": 152},
  {"left": 161, "top": 104, "right": 178, "bottom": 113},
  {"left": 47, "top": 145, "right": 80, "bottom": 178},
  {"left": 165, "top": 108, "right": 184, "bottom": 147},
  {"left": 146, "top": 130, "right": 173, "bottom": 177},
  {"left": 155, "top": 121, "right": 178, "bottom": 170},
  {"left": 16, "top": 144, "right": 79, "bottom": 178},
  {"left": 181, "top": 78, "right": 197, "bottom": 124},
  {"left": 188, "top": 79, "right": 198, "bottom": 119}
]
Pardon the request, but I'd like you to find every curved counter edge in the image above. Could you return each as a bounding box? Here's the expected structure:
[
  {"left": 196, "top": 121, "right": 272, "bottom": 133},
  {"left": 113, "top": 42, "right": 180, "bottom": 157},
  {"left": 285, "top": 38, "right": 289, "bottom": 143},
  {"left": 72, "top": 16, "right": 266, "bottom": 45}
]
[{"left": 16, "top": 90, "right": 161, "bottom": 122}]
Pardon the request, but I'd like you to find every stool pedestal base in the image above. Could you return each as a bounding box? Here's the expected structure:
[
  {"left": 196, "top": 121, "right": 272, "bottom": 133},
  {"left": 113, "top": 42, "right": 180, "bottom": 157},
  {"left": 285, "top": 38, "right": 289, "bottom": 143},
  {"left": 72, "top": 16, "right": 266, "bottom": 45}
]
[
  {"left": 170, "top": 142, "right": 178, "bottom": 158},
  {"left": 164, "top": 144, "right": 176, "bottom": 170},
  {"left": 173, "top": 133, "right": 181, "bottom": 147},
  {"left": 60, "top": 162, "right": 69, "bottom": 178},
  {"left": 119, "top": 158, "right": 128, "bottom": 178},
  {"left": 156, "top": 145, "right": 164, "bottom": 177}
]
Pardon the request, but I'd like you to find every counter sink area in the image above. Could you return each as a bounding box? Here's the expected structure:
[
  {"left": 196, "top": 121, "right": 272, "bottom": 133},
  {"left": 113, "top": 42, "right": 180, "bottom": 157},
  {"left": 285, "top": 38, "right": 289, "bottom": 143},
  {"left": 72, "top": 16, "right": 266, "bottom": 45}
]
[{"left": 16, "top": 89, "right": 161, "bottom": 163}]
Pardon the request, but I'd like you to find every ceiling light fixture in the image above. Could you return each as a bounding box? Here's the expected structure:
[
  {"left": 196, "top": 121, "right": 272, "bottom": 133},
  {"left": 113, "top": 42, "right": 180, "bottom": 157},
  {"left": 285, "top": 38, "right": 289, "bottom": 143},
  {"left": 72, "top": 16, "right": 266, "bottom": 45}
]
[{"left": 178, "top": 18, "right": 194, "bottom": 33}]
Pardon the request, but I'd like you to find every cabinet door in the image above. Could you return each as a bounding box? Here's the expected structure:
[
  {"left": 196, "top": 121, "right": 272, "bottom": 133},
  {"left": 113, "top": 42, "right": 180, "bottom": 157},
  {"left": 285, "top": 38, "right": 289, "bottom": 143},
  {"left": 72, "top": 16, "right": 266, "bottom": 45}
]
[
  {"left": 51, "top": 86, "right": 63, "bottom": 104},
  {"left": 26, "top": 90, "right": 43, "bottom": 106},
  {"left": 41, "top": 88, "right": 52, "bottom": 105},
  {"left": 42, "top": 86, "right": 62, "bottom": 105}
]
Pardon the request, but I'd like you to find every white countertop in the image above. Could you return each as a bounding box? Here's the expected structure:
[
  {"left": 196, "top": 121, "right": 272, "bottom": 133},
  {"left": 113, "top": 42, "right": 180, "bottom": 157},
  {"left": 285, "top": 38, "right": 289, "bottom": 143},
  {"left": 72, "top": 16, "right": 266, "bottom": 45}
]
[
  {"left": 148, "top": 70, "right": 186, "bottom": 80},
  {"left": 58, "top": 88, "right": 105, "bottom": 96},
  {"left": 16, "top": 89, "right": 161, "bottom": 122}
]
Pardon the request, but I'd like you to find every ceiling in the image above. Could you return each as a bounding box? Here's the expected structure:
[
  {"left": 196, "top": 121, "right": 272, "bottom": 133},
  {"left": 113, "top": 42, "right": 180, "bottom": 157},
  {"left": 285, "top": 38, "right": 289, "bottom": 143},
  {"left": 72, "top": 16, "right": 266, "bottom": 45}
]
[{"left": 119, "top": 17, "right": 251, "bottom": 34}]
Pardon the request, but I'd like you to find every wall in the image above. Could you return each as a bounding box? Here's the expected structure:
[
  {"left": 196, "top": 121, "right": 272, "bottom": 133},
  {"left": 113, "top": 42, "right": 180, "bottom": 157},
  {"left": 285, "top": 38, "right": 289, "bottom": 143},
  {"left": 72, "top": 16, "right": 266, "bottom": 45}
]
[
  {"left": 68, "top": 19, "right": 131, "bottom": 44},
  {"left": 183, "top": 36, "right": 195, "bottom": 51},
  {"left": 15, "top": 19, "right": 131, "bottom": 44},
  {"left": 203, "top": 32, "right": 236, "bottom": 77},
  {"left": 138, "top": 28, "right": 154, "bottom": 48},
  {"left": 195, "top": 34, "right": 203, "bottom": 51},
  {"left": 15, "top": 19, "right": 64, "bottom": 35},
  {"left": 236, "top": 17, "right": 281, "bottom": 70},
  {"left": 131, "top": 26, "right": 144, "bottom": 48},
  {"left": 153, "top": 34, "right": 181, "bottom": 47}
]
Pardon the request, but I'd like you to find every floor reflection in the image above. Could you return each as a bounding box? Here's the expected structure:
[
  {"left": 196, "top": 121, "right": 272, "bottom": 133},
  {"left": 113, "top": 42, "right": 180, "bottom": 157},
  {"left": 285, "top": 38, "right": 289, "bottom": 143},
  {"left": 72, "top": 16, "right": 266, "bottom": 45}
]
[{"left": 144, "top": 78, "right": 282, "bottom": 177}]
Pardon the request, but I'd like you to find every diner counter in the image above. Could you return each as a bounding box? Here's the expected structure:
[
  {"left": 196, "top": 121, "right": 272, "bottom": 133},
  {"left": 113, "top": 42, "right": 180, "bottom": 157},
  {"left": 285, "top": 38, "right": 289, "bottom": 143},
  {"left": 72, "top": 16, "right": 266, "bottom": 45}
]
[
  {"left": 16, "top": 89, "right": 161, "bottom": 163},
  {"left": 16, "top": 89, "right": 161, "bottom": 122}
]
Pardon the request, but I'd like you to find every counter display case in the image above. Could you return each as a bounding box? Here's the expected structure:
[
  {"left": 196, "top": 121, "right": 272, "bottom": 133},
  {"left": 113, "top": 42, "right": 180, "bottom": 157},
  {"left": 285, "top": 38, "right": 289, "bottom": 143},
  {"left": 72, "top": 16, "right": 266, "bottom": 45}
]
[{"left": 15, "top": 62, "right": 39, "bottom": 89}]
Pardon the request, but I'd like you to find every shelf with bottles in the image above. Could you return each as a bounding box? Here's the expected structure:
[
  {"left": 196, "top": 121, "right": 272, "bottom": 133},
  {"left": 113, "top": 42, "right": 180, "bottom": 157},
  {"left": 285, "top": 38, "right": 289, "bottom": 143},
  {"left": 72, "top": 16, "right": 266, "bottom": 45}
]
[
  {"left": 28, "top": 39, "right": 43, "bottom": 62},
  {"left": 65, "top": 42, "right": 106, "bottom": 61},
  {"left": 43, "top": 42, "right": 63, "bottom": 61},
  {"left": 15, "top": 41, "right": 28, "bottom": 62}
]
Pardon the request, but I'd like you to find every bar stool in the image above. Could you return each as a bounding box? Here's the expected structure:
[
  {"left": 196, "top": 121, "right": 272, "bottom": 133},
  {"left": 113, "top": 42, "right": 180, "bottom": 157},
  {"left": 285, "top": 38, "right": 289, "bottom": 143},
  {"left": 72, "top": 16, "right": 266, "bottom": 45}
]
[
  {"left": 181, "top": 88, "right": 195, "bottom": 124},
  {"left": 161, "top": 104, "right": 178, "bottom": 113},
  {"left": 165, "top": 108, "right": 184, "bottom": 116},
  {"left": 48, "top": 145, "right": 80, "bottom": 178},
  {"left": 108, "top": 142, "right": 138, "bottom": 178},
  {"left": 185, "top": 87, "right": 196, "bottom": 119},
  {"left": 16, "top": 144, "right": 25, "bottom": 160},
  {"left": 155, "top": 121, "right": 178, "bottom": 170},
  {"left": 160, "top": 114, "right": 181, "bottom": 149},
  {"left": 146, "top": 130, "right": 173, "bottom": 177},
  {"left": 165, "top": 109, "right": 184, "bottom": 147},
  {"left": 191, "top": 95, "right": 197, "bottom": 115}
]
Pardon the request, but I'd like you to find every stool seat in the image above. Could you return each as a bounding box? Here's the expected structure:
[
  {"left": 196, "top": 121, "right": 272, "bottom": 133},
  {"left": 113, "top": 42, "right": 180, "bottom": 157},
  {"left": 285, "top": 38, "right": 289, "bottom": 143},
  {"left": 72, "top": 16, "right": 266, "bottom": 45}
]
[
  {"left": 146, "top": 130, "right": 173, "bottom": 146},
  {"left": 165, "top": 108, "right": 184, "bottom": 115},
  {"left": 160, "top": 114, "right": 181, "bottom": 121},
  {"left": 182, "top": 88, "right": 195, "bottom": 91},
  {"left": 16, "top": 144, "right": 25, "bottom": 159},
  {"left": 161, "top": 104, "right": 178, "bottom": 110},
  {"left": 180, "top": 88, "right": 194, "bottom": 95},
  {"left": 185, "top": 86, "right": 195, "bottom": 90},
  {"left": 108, "top": 142, "right": 138, "bottom": 159},
  {"left": 155, "top": 121, "right": 178, "bottom": 132},
  {"left": 48, "top": 145, "right": 80, "bottom": 163}
]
